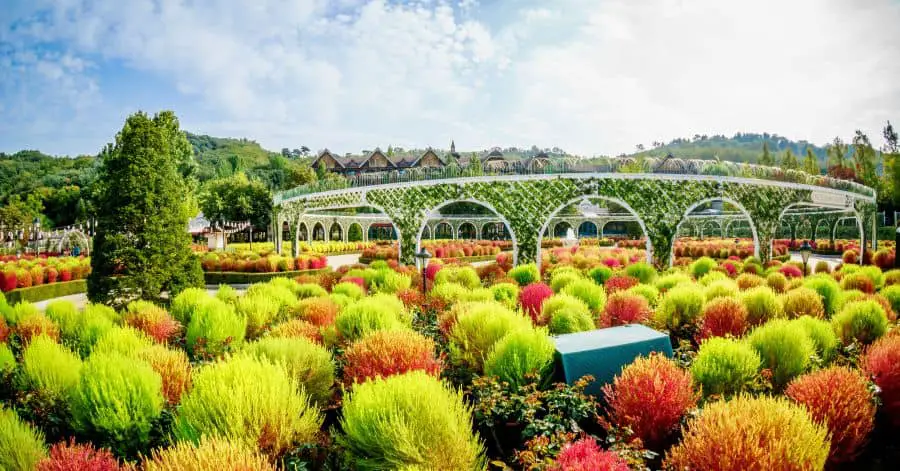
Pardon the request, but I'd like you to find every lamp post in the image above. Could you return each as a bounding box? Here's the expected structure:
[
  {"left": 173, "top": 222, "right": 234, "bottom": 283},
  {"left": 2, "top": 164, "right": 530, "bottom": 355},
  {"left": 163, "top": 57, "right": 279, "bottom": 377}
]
[
  {"left": 414, "top": 249, "right": 432, "bottom": 293},
  {"left": 799, "top": 240, "right": 812, "bottom": 275}
]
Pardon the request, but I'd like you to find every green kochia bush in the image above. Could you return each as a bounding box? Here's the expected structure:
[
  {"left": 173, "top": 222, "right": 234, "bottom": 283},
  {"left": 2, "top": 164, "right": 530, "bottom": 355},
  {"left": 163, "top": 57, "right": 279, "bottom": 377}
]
[
  {"left": 832, "top": 300, "right": 889, "bottom": 346},
  {"left": 689, "top": 257, "right": 717, "bottom": 279},
  {"left": 336, "top": 295, "right": 410, "bottom": 342},
  {"left": 508, "top": 263, "right": 540, "bottom": 286},
  {"left": 792, "top": 316, "right": 838, "bottom": 362},
  {"left": 748, "top": 319, "right": 815, "bottom": 388},
  {"left": 624, "top": 261, "right": 657, "bottom": 284},
  {"left": 484, "top": 328, "right": 555, "bottom": 388},
  {"left": 235, "top": 294, "right": 280, "bottom": 338},
  {"left": 44, "top": 300, "right": 80, "bottom": 337},
  {"left": 215, "top": 284, "right": 240, "bottom": 304},
  {"left": 741, "top": 286, "right": 782, "bottom": 326},
  {"left": 543, "top": 294, "right": 593, "bottom": 334},
  {"left": 550, "top": 271, "right": 583, "bottom": 293},
  {"left": 174, "top": 355, "right": 322, "bottom": 458},
  {"left": 561, "top": 279, "right": 606, "bottom": 312},
  {"left": 878, "top": 285, "right": 900, "bottom": 317},
  {"left": 802, "top": 275, "right": 841, "bottom": 316},
  {"left": 628, "top": 283, "right": 660, "bottom": 307},
  {"left": 332, "top": 282, "right": 366, "bottom": 300},
  {"left": 339, "top": 371, "right": 486, "bottom": 470},
  {"left": 242, "top": 337, "right": 335, "bottom": 405},
  {"left": 0, "top": 343, "right": 14, "bottom": 374},
  {"left": 490, "top": 282, "right": 520, "bottom": 309},
  {"left": 655, "top": 285, "right": 705, "bottom": 331},
  {"left": 185, "top": 298, "right": 247, "bottom": 359},
  {"left": 71, "top": 352, "right": 164, "bottom": 457},
  {"left": 704, "top": 279, "right": 739, "bottom": 301},
  {"left": 449, "top": 302, "right": 533, "bottom": 371},
  {"left": 434, "top": 266, "right": 481, "bottom": 290},
  {"left": 70, "top": 304, "right": 116, "bottom": 356},
  {"left": 296, "top": 283, "right": 329, "bottom": 299},
  {"left": 21, "top": 335, "right": 82, "bottom": 400},
  {"left": 92, "top": 326, "right": 154, "bottom": 356},
  {"left": 691, "top": 337, "right": 761, "bottom": 396},
  {"left": 169, "top": 287, "right": 210, "bottom": 325},
  {"left": 588, "top": 265, "right": 614, "bottom": 285},
  {"left": 0, "top": 407, "right": 47, "bottom": 471},
  {"left": 654, "top": 272, "right": 693, "bottom": 293}
]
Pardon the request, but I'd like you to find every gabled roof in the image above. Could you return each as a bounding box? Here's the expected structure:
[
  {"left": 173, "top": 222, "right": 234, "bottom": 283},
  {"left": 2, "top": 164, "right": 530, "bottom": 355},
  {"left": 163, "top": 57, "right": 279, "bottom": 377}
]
[
  {"left": 359, "top": 148, "right": 398, "bottom": 168},
  {"left": 482, "top": 148, "right": 505, "bottom": 162},
  {"left": 311, "top": 149, "right": 345, "bottom": 168},
  {"left": 409, "top": 148, "right": 446, "bottom": 167}
]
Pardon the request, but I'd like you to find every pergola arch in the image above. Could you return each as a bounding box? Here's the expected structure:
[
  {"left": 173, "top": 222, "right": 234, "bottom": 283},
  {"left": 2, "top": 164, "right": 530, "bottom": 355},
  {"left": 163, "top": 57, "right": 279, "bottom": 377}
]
[
  {"left": 434, "top": 222, "right": 454, "bottom": 239},
  {"left": 458, "top": 222, "right": 478, "bottom": 239},
  {"left": 416, "top": 198, "right": 519, "bottom": 267},
  {"left": 312, "top": 222, "right": 326, "bottom": 241},
  {"left": 552, "top": 221, "right": 573, "bottom": 238},
  {"left": 673, "top": 197, "right": 760, "bottom": 266},
  {"left": 577, "top": 221, "right": 598, "bottom": 238},
  {"left": 421, "top": 225, "right": 432, "bottom": 240},
  {"left": 347, "top": 222, "right": 363, "bottom": 242}
]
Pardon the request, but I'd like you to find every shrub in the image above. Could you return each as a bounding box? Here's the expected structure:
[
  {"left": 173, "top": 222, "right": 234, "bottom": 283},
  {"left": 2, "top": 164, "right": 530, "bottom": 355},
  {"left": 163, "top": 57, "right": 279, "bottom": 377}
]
[
  {"left": 862, "top": 335, "right": 900, "bottom": 426},
  {"left": 602, "top": 354, "right": 697, "bottom": 449},
  {"left": 741, "top": 286, "right": 782, "bottom": 326},
  {"left": 786, "top": 367, "right": 875, "bottom": 464},
  {"left": 16, "top": 311, "right": 60, "bottom": 344},
  {"left": 124, "top": 301, "right": 181, "bottom": 343},
  {"left": 490, "top": 282, "right": 520, "bottom": 309},
  {"left": 879, "top": 284, "right": 900, "bottom": 318},
  {"left": 137, "top": 345, "right": 191, "bottom": 406},
  {"left": 588, "top": 265, "right": 614, "bottom": 285},
  {"left": 885, "top": 268, "right": 900, "bottom": 286},
  {"left": 549, "top": 307, "right": 595, "bottom": 334},
  {"left": 339, "top": 371, "right": 486, "bottom": 470},
  {"left": 836, "top": 289, "right": 867, "bottom": 312},
  {"left": 37, "top": 439, "right": 123, "bottom": 471},
  {"left": 735, "top": 273, "right": 764, "bottom": 290},
  {"left": 550, "top": 271, "right": 583, "bottom": 293},
  {"left": 779, "top": 263, "right": 803, "bottom": 278},
  {"left": 44, "top": 300, "right": 79, "bottom": 337},
  {"left": 449, "top": 302, "right": 533, "bottom": 370},
  {"left": 626, "top": 283, "right": 660, "bottom": 307},
  {"left": 697, "top": 271, "right": 727, "bottom": 286},
  {"left": 519, "top": 282, "right": 553, "bottom": 323},
  {"left": 243, "top": 337, "right": 335, "bottom": 405},
  {"left": 484, "top": 328, "right": 555, "bottom": 388},
  {"left": 765, "top": 271, "right": 788, "bottom": 293},
  {"left": 295, "top": 283, "right": 328, "bottom": 299},
  {"left": 185, "top": 299, "right": 247, "bottom": 359},
  {"left": 624, "top": 261, "right": 657, "bottom": 284},
  {"left": 779, "top": 287, "right": 825, "bottom": 319},
  {"left": 654, "top": 284, "right": 705, "bottom": 331},
  {"left": 169, "top": 287, "right": 210, "bottom": 325},
  {"left": 232, "top": 294, "right": 279, "bottom": 339},
  {"left": 691, "top": 337, "right": 760, "bottom": 396},
  {"left": 561, "top": 279, "right": 606, "bottom": 312},
  {"left": 841, "top": 272, "right": 875, "bottom": 294},
  {"left": 267, "top": 319, "right": 322, "bottom": 344},
  {"left": 688, "top": 257, "right": 717, "bottom": 279},
  {"left": 654, "top": 272, "right": 692, "bottom": 293},
  {"left": 70, "top": 352, "right": 164, "bottom": 456},
  {"left": 600, "top": 291, "right": 651, "bottom": 328},
  {"left": 832, "top": 300, "right": 888, "bottom": 346},
  {"left": 814, "top": 260, "right": 831, "bottom": 274},
  {"left": 843, "top": 249, "right": 859, "bottom": 264},
  {"left": 703, "top": 279, "right": 739, "bottom": 301},
  {"left": 289, "top": 296, "right": 340, "bottom": 327},
  {"left": 802, "top": 275, "right": 841, "bottom": 317},
  {"left": 696, "top": 297, "right": 748, "bottom": 341},
  {"left": 747, "top": 319, "right": 815, "bottom": 387},
  {"left": 603, "top": 275, "right": 639, "bottom": 294},
  {"left": 792, "top": 316, "right": 838, "bottom": 362},
  {"left": 508, "top": 263, "right": 540, "bottom": 286},
  {"left": 335, "top": 295, "right": 409, "bottom": 342},
  {"left": 543, "top": 294, "right": 590, "bottom": 322},
  {"left": 215, "top": 284, "right": 239, "bottom": 304},
  {"left": 92, "top": 327, "right": 153, "bottom": 356},
  {"left": 141, "top": 436, "right": 276, "bottom": 471},
  {"left": 332, "top": 281, "right": 365, "bottom": 300},
  {"left": 343, "top": 329, "right": 441, "bottom": 386},
  {"left": 552, "top": 438, "right": 629, "bottom": 471},
  {"left": 664, "top": 395, "right": 829, "bottom": 470},
  {"left": 0, "top": 342, "right": 14, "bottom": 373},
  {"left": 21, "top": 335, "right": 82, "bottom": 400},
  {"left": 0, "top": 407, "right": 47, "bottom": 471},
  {"left": 433, "top": 266, "right": 481, "bottom": 290},
  {"left": 858, "top": 265, "right": 885, "bottom": 289},
  {"left": 174, "top": 355, "right": 322, "bottom": 457}
]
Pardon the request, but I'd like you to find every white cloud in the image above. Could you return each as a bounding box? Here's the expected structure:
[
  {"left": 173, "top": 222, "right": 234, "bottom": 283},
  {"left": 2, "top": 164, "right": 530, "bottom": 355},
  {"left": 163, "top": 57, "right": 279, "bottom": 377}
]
[{"left": 1, "top": 0, "right": 899, "bottom": 157}]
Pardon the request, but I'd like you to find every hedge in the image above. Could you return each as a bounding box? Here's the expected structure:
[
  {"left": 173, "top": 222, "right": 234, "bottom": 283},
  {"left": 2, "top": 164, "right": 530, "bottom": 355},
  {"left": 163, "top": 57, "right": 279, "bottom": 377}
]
[
  {"left": 359, "top": 253, "right": 505, "bottom": 265},
  {"left": 202, "top": 269, "right": 328, "bottom": 285},
  {"left": 4, "top": 280, "right": 88, "bottom": 304}
]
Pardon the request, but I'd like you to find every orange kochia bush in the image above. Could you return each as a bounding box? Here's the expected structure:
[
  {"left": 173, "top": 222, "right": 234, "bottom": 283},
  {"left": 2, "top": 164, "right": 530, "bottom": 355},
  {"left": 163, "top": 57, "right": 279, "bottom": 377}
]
[
  {"left": 37, "top": 439, "right": 124, "bottom": 471},
  {"left": 602, "top": 354, "right": 698, "bottom": 449},
  {"left": 696, "top": 297, "right": 748, "bottom": 342},
  {"left": 862, "top": 334, "right": 900, "bottom": 426},
  {"left": 342, "top": 329, "right": 442, "bottom": 385},
  {"left": 124, "top": 302, "right": 182, "bottom": 343},
  {"left": 267, "top": 319, "right": 323, "bottom": 344},
  {"left": 599, "top": 292, "right": 651, "bottom": 328},
  {"left": 291, "top": 297, "right": 340, "bottom": 327},
  {"left": 786, "top": 366, "right": 875, "bottom": 464}
]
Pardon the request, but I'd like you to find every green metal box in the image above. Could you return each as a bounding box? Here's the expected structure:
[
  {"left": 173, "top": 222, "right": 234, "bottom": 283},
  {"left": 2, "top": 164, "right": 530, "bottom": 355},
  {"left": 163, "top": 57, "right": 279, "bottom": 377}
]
[{"left": 552, "top": 324, "right": 673, "bottom": 397}]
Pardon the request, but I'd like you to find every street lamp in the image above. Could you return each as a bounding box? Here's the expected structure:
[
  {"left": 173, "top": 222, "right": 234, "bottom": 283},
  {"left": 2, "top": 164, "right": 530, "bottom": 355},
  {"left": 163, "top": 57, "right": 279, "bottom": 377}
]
[
  {"left": 799, "top": 240, "right": 812, "bottom": 275},
  {"left": 414, "top": 249, "right": 432, "bottom": 293}
]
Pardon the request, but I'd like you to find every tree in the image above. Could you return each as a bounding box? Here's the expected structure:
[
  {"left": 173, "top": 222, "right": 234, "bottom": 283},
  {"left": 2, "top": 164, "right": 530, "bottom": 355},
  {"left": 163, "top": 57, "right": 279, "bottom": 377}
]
[
  {"left": 758, "top": 142, "right": 774, "bottom": 166},
  {"left": 852, "top": 130, "right": 878, "bottom": 188},
  {"left": 199, "top": 173, "right": 273, "bottom": 228},
  {"left": 316, "top": 161, "right": 327, "bottom": 180},
  {"left": 468, "top": 153, "right": 483, "bottom": 176},
  {"left": 780, "top": 148, "right": 799, "bottom": 171},
  {"left": 802, "top": 146, "right": 820, "bottom": 176},
  {"left": 883, "top": 121, "right": 900, "bottom": 206},
  {"left": 827, "top": 136, "right": 848, "bottom": 169},
  {"left": 0, "top": 194, "right": 43, "bottom": 239},
  {"left": 88, "top": 111, "right": 203, "bottom": 306}
]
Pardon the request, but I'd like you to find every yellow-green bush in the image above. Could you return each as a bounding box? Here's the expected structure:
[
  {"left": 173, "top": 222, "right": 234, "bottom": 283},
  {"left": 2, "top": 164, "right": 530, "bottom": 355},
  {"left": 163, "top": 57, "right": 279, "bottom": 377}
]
[
  {"left": 655, "top": 284, "right": 705, "bottom": 331},
  {"left": 296, "top": 283, "right": 329, "bottom": 299},
  {"left": 185, "top": 298, "right": 247, "bottom": 359},
  {"left": 627, "top": 283, "right": 660, "bottom": 307},
  {"left": 484, "top": 328, "right": 555, "bottom": 388},
  {"left": 70, "top": 304, "right": 117, "bottom": 356},
  {"left": 242, "top": 336, "right": 335, "bottom": 405},
  {"left": 792, "top": 316, "right": 838, "bottom": 362},
  {"left": 508, "top": 263, "right": 540, "bottom": 286},
  {"left": 0, "top": 407, "right": 47, "bottom": 471},
  {"left": 435, "top": 266, "right": 482, "bottom": 290},
  {"left": 802, "top": 275, "right": 842, "bottom": 317},
  {"left": 91, "top": 326, "right": 153, "bottom": 356},
  {"left": 654, "top": 272, "right": 693, "bottom": 293},
  {"left": 490, "top": 282, "right": 520, "bottom": 309},
  {"left": 142, "top": 436, "right": 276, "bottom": 471},
  {"left": 741, "top": 286, "right": 782, "bottom": 326},
  {"left": 332, "top": 281, "right": 365, "bottom": 300},
  {"left": 832, "top": 300, "right": 889, "bottom": 346},
  {"left": 339, "top": 371, "right": 486, "bottom": 470},
  {"left": 624, "top": 261, "right": 658, "bottom": 284},
  {"left": 690, "top": 337, "right": 760, "bottom": 396},
  {"left": 748, "top": 319, "right": 815, "bottom": 387},
  {"left": 21, "top": 335, "right": 82, "bottom": 400},
  {"left": 0, "top": 343, "right": 14, "bottom": 374},
  {"left": 780, "top": 287, "right": 825, "bottom": 319},
  {"left": 550, "top": 271, "right": 583, "bottom": 293},
  {"left": 234, "top": 294, "right": 280, "bottom": 338},
  {"left": 449, "top": 302, "right": 533, "bottom": 371},
  {"left": 561, "top": 278, "right": 607, "bottom": 312},
  {"left": 174, "top": 355, "right": 322, "bottom": 458},
  {"left": 43, "top": 300, "right": 79, "bottom": 337},
  {"left": 335, "top": 294, "right": 409, "bottom": 342},
  {"left": 704, "top": 279, "right": 739, "bottom": 301},
  {"left": 169, "top": 287, "right": 210, "bottom": 325},
  {"left": 215, "top": 284, "right": 239, "bottom": 304},
  {"left": 688, "top": 257, "right": 717, "bottom": 279},
  {"left": 70, "top": 352, "right": 164, "bottom": 456}
]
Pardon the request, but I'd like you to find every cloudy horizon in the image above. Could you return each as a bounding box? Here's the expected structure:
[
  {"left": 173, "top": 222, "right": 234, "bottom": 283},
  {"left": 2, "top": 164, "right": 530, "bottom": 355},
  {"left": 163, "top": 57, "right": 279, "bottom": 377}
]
[{"left": 2, "top": 0, "right": 899, "bottom": 157}]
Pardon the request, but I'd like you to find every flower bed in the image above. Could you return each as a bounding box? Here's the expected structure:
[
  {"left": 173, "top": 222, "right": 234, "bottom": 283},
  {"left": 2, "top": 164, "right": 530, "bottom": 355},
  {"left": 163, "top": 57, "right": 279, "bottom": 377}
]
[
  {"left": 361, "top": 240, "right": 512, "bottom": 262},
  {"left": 200, "top": 252, "right": 327, "bottom": 273},
  {"left": 227, "top": 241, "right": 375, "bottom": 255},
  {"left": 0, "top": 256, "right": 91, "bottom": 292}
]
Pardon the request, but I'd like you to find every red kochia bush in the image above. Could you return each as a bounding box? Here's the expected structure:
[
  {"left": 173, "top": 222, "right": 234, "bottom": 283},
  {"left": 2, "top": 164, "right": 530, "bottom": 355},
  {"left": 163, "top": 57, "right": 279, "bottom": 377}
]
[
  {"left": 599, "top": 292, "right": 651, "bottom": 327},
  {"left": 294, "top": 297, "right": 340, "bottom": 326},
  {"left": 1, "top": 270, "right": 16, "bottom": 291},
  {"left": 37, "top": 439, "right": 123, "bottom": 471},
  {"left": 552, "top": 438, "right": 629, "bottom": 471},
  {"left": 602, "top": 354, "right": 698, "bottom": 449},
  {"left": 396, "top": 288, "right": 425, "bottom": 310},
  {"left": 603, "top": 275, "right": 639, "bottom": 294},
  {"left": 696, "top": 297, "right": 748, "bottom": 342},
  {"left": 862, "top": 335, "right": 900, "bottom": 426},
  {"left": 425, "top": 262, "right": 443, "bottom": 281},
  {"left": 779, "top": 264, "right": 803, "bottom": 278},
  {"left": 124, "top": 304, "right": 182, "bottom": 343},
  {"left": 843, "top": 250, "right": 859, "bottom": 264},
  {"left": 786, "top": 366, "right": 875, "bottom": 464},
  {"left": 342, "top": 330, "right": 442, "bottom": 385},
  {"left": 519, "top": 282, "right": 553, "bottom": 323}
]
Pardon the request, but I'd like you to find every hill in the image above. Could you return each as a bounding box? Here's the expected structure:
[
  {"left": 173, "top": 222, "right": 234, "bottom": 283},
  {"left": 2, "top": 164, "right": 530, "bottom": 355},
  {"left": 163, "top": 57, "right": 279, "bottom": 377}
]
[{"left": 625, "top": 133, "right": 828, "bottom": 165}]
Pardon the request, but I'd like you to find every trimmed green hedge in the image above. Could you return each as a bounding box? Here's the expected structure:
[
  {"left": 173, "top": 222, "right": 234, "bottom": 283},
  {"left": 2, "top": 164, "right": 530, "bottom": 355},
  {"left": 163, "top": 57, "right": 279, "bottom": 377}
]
[
  {"left": 203, "top": 268, "right": 328, "bottom": 285},
  {"left": 359, "top": 253, "right": 505, "bottom": 265},
  {"left": 4, "top": 280, "right": 87, "bottom": 304}
]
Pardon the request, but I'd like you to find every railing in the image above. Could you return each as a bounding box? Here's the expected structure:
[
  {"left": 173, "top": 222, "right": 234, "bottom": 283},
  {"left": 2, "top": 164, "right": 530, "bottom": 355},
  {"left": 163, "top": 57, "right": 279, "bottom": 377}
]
[{"left": 274, "top": 158, "right": 875, "bottom": 204}]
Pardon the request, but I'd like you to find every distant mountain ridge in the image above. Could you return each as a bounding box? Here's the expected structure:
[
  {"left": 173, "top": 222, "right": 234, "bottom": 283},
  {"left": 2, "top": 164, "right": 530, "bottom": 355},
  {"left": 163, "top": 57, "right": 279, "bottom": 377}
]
[{"left": 624, "top": 133, "right": 829, "bottom": 165}]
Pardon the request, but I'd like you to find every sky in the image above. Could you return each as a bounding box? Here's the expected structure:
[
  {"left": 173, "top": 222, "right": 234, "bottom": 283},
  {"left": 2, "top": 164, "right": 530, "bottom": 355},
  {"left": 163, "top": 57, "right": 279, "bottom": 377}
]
[{"left": 1, "top": 0, "right": 899, "bottom": 157}]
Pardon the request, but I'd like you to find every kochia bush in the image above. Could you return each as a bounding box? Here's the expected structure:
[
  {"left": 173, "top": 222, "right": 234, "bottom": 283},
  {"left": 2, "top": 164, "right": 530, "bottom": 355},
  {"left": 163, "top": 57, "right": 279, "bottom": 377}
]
[
  {"left": 0, "top": 407, "right": 47, "bottom": 471},
  {"left": 802, "top": 274, "right": 841, "bottom": 317},
  {"left": 792, "top": 315, "right": 838, "bottom": 362},
  {"left": 779, "top": 287, "right": 825, "bottom": 319},
  {"left": 552, "top": 438, "right": 629, "bottom": 471},
  {"left": 688, "top": 257, "right": 717, "bottom": 279},
  {"left": 185, "top": 299, "right": 247, "bottom": 360},
  {"left": 747, "top": 319, "right": 815, "bottom": 388},
  {"left": 449, "top": 302, "right": 532, "bottom": 371},
  {"left": 741, "top": 286, "right": 782, "bottom": 326},
  {"left": 624, "top": 261, "right": 657, "bottom": 284},
  {"left": 600, "top": 291, "right": 651, "bottom": 328},
  {"left": 484, "top": 328, "right": 555, "bottom": 388},
  {"left": 21, "top": 335, "right": 83, "bottom": 401},
  {"left": 561, "top": 278, "right": 607, "bottom": 312},
  {"left": 654, "top": 284, "right": 705, "bottom": 331},
  {"left": 343, "top": 330, "right": 441, "bottom": 386},
  {"left": 490, "top": 282, "right": 520, "bottom": 309},
  {"left": 695, "top": 297, "right": 748, "bottom": 341},
  {"left": 141, "top": 436, "right": 276, "bottom": 471},
  {"left": 335, "top": 295, "right": 409, "bottom": 342},
  {"left": 243, "top": 337, "right": 335, "bottom": 405},
  {"left": 832, "top": 300, "right": 888, "bottom": 346},
  {"left": 519, "top": 282, "right": 553, "bottom": 323},
  {"left": 508, "top": 263, "right": 540, "bottom": 286},
  {"left": 862, "top": 335, "right": 900, "bottom": 425},
  {"left": 37, "top": 439, "right": 124, "bottom": 471},
  {"left": 339, "top": 371, "right": 486, "bottom": 470},
  {"left": 137, "top": 345, "right": 191, "bottom": 406},
  {"left": 124, "top": 301, "right": 181, "bottom": 343},
  {"left": 691, "top": 337, "right": 760, "bottom": 396}
]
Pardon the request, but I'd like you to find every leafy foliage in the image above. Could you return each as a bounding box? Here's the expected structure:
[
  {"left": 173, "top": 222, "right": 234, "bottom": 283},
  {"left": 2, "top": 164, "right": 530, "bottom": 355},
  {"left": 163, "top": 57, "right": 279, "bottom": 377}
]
[
  {"left": 690, "top": 337, "right": 760, "bottom": 396},
  {"left": 0, "top": 407, "right": 47, "bottom": 471}
]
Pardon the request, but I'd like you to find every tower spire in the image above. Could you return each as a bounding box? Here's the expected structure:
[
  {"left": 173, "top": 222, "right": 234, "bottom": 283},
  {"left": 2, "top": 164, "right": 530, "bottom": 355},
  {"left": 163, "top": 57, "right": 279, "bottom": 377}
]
[{"left": 450, "top": 140, "right": 456, "bottom": 153}]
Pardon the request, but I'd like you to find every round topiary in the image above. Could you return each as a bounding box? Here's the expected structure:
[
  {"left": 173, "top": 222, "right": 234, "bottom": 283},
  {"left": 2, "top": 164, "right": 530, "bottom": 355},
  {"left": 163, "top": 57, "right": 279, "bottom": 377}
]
[
  {"left": 21, "top": 335, "right": 83, "bottom": 401},
  {"left": 185, "top": 299, "right": 247, "bottom": 360},
  {"left": 703, "top": 279, "right": 739, "bottom": 301},
  {"left": 449, "top": 302, "right": 532, "bottom": 371},
  {"left": 791, "top": 316, "right": 838, "bottom": 362},
  {"left": 519, "top": 283, "right": 553, "bottom": 323},
  {"left": 434, "top": 266, "right": 481, "bottom": 290},
  {"left": 765, "top": 271, "right": 788, "bottom": 293},
  {"left": 802, "top": 275, "right": 841, "bottom": 317},
  {"left": 339, "top": 371, "right": 486, "bottom": 470},
  {"left": 561, "top": 279, "right": 607, "bottom": 312},
  {"left": 691, "top": 337, "right": 760, "bottom": 396},
  {"left": 832, "top": 300, "right": 888, "bottom": 346},
  {"left": 786, "top": 366, "right": 875, "bottom": 464},
  {"left": 335, "top": 295, "right": 410, "bottom": 342},
  {"left": 779, "top": 287, "right": 825, "bottom": 319},
  {"left": 741, "top": 286, "right": 782, "bottom": 326},
  {"left": 862, "top": 335, "right": 900, "bottom": 426},
  {"left": 747, "top": 319, "right": 815, "bottom": 387},
  {"left": 600, "top": 291, "right": 651, "bottom": 328},
  {"left": 602, "top": 354, "right": 697, "bottom": 449},
  {"left": 588, "top": 265, "right": 614, "bottom": 285},
  {"left": 688, "top": 257, "right": 717, "bottom": 279},
  {"left": 174, "top": 355, "right": 322, "bottom": 458},
  {"left": 695, "top": 297, "right": 748, "bottom": 341},
  {"left": 735, "top": 273, "right": 765, "bottom": 290},
  {"left": 543, "top": 294, "right": 591, "bottom": 323},
  {"left": 664, "top": 395, "right": 829, "bottom": 470},
  {"left": 654, "top": 272, "right": 692, "bottom": 293},
  {"left": 626, "top": 283, "right": 660, "bottom": 307},
  {"left": 624, "top": 262, "right": 657, "bottom": 284},
  {"left": 490, "top": 282, "right": 520, "bottom": 309},
  {"left": 343, "top": 329, "right": 441, "bottom": 386},
  {"left": 484, "top": 328, "right": 555, "bottom": 388},
  {"left": 141, "top": 436, "right": 276, "bottom": 471},
  {"left": 654, "top": 284, "right": 705, "bottom": 331},
  {"left": 550, "top": 271, "right": 584, "bottom": 293},
  {"left": 508, "top": 263, "right": 540, "bottom": 286},
  {"left": 243, "top": 336, "right": 335, "bottom": 405}
]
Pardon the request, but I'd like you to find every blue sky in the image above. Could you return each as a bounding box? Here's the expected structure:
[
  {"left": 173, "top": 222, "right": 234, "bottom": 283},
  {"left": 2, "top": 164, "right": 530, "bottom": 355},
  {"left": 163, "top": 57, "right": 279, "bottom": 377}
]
[{"left": 2, "top": 0, "right": 899, "bottom": 157}]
